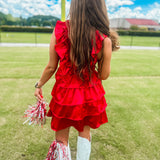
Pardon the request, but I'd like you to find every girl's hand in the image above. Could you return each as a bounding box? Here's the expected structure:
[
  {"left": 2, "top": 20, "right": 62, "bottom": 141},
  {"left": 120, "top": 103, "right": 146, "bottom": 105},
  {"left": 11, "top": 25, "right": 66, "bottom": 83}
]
[{"left": 34, "top": 88, "right": 43, "bottom": 102}]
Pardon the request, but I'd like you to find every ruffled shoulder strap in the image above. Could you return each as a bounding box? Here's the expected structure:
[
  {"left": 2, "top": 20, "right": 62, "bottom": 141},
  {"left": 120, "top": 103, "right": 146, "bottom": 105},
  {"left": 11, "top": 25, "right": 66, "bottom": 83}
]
[
  {"left": 55, "top": 20, "right": 68, "bottom": 42},
  {"left": 91, "top": 30, "right": 108, "bottom": 55},
  {"left": 54, "top": 20, "right": 70, "bottom": 60}
]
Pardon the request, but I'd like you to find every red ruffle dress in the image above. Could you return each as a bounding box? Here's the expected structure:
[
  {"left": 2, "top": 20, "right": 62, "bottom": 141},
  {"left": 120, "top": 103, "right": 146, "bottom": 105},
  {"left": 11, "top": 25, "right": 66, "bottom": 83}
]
[{"left": 47, "top": 20, "right": 108, "bottom": 132}]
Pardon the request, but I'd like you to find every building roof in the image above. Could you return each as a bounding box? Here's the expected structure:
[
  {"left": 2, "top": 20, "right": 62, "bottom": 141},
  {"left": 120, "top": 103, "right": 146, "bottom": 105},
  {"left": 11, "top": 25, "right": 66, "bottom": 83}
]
[{"left": 126, "top": 18, "right": 159, "bottom": 26}]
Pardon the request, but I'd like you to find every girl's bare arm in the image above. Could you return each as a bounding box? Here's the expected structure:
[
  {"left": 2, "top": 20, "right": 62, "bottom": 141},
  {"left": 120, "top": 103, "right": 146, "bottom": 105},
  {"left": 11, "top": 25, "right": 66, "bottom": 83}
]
[
  {"left": 34, "top": 29, "right": 59, "bottom": 101},
  {"left": 98, "top": 37, "right": 112, "bottom": 80},
  {"left": 38, "top": 29, "right": 59, "bottom": 87}
]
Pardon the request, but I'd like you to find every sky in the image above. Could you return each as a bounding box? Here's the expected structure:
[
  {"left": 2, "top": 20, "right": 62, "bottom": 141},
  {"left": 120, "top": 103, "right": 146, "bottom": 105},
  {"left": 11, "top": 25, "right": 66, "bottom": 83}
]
[{"left": 0, "top": 0, "right": 160, "bottom": 22}]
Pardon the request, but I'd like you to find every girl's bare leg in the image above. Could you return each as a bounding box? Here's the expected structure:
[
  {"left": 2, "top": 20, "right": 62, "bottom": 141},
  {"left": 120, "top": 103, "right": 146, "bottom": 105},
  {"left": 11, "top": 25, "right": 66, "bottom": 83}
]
[
  {"left": 46, "top": 127, "right": 71, "bottom": 160},
  {"left": 55, "top": 127, "right": 70, "bottom": 146},
  {"left": 78, "top": 125, "right": 91, "bottom": 141}
]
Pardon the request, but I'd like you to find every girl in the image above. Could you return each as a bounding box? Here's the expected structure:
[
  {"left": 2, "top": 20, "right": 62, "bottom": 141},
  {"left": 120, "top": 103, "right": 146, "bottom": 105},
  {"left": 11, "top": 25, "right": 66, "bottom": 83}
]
[{"left": 34, "top": 0, "right": 119, "bottom": 159}]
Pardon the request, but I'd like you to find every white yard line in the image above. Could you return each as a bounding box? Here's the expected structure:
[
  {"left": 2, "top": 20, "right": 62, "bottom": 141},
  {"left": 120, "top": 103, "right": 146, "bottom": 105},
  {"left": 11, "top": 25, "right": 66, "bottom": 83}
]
[
  {"left": 0, "top": 76, "right": 160, "bottom": 80},
  {"left": 0, "top": 43, "right": 49, "bottom": 47},
  {"left": 0, "top": 43, "right": 160, "bottom": 50},
  {"left": 120, "top": 46, "right": 160, "bottom": 50},
  {"left": 109, "top": 76, "right": 160, "bottom": 79}
]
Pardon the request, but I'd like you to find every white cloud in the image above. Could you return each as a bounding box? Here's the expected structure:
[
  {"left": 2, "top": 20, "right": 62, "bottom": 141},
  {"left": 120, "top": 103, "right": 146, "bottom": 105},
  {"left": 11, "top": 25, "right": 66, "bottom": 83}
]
[
  {"left": 108, "top": 2, "right": 160, "bottom": 23},
  {"left": 0, "top": 7, "right": 9, "bottom": 14},
  {"left": 0, "top": 0, "right": 159, "bottom": 23},
  {"left": 134, "top": 7, "right": 142, "bottom": 12},
  {"left": 0, "top": 0, "right": 134, "bottom": 18},
  {"left": 154, "top": 2, "right": 160, "bottom": 7},
  {"left": 0, "top": 0, "right": 62, "bottom": 18},
  {"left": 108, "top": 7, "right": 145, "bottom": 19},
  {"left": 106, "top": 0, "right": 134, "bottom": 12},
  {"left": 146, "top": 3, "right": 160, "bottom": 22}
]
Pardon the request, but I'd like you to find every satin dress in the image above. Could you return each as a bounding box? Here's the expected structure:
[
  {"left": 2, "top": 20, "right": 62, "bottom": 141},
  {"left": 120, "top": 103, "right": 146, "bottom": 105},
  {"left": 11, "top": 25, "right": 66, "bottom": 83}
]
[{"left": 47, "top": 20, "right": 108, "bottom": 132}]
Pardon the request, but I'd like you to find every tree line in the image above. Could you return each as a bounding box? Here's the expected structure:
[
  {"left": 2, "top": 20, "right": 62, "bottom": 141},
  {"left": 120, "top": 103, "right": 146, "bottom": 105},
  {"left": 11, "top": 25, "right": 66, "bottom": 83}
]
[{"left": 0, "top": 12, "right": 60, "bottom": 27}]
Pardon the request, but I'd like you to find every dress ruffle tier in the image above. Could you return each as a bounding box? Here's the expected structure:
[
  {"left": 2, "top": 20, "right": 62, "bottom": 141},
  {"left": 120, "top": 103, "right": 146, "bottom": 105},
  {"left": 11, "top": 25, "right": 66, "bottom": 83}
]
[{"left": 47, "top": 20, "right": 108, "bottom": 132}]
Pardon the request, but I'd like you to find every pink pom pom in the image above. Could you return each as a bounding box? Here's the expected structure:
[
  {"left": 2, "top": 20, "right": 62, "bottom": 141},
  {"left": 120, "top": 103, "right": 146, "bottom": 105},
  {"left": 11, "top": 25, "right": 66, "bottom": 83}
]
[{"left": 23, "top": 96, "right": 48, "bottom": 127}]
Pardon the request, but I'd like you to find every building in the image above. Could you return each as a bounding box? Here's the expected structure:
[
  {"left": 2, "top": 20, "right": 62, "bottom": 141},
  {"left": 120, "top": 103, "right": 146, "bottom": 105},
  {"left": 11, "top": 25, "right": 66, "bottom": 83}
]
[{"left": 110, "top": 18, "right": 160, "bottom": 31}]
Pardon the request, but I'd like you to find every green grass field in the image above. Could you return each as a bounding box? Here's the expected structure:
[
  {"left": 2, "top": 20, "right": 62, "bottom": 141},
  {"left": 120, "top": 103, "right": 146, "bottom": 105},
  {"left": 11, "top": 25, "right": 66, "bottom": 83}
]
[
  {"left": 119, "top": 36, "right": 160, "bottom": 47},
  {"left": 0, "top": 47, "right": 160, "bottom": 160},
  {"left": 1, "top": 32, "right": 160, "bottom": 47},
  {"left": 1, "top": 32, "right": 52, "bottom": 44}
]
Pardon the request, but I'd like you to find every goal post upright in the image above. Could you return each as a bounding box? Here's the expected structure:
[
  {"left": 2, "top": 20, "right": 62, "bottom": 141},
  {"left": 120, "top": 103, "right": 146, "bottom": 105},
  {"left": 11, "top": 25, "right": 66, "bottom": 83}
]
[{"left": 61, "top": 0, "right": 66, "bottom": 21}]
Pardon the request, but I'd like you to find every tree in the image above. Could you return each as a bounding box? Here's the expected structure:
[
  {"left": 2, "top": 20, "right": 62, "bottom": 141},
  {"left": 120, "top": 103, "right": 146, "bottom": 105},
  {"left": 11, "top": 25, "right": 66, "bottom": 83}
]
[
  {"left": 130, "top": 25, "right": 139, "bottom": 30},
  {"left": 43, "top": 21, "right": 52, "bottom": 27}
]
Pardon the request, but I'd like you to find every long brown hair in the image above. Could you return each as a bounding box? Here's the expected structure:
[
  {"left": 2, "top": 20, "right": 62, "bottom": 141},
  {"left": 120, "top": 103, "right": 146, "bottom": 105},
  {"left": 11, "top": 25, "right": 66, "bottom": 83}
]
[{"left": 67, "top": 0, "right": 119, "bottom": 81}]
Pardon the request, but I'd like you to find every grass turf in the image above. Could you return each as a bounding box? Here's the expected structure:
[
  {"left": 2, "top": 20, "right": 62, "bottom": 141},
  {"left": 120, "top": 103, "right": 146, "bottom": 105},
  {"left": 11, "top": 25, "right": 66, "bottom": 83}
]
[
  {"left": 1, "top": 32, "right": 52, "bottom": 44},
  {"left": 119, "top": 36, "right": 160, "bottom": 47},
  {"left": 0, "top": 47, "right": 160, "bottom": 160},
  {"left": 1, "top": 32, "right": 160, "bottom": 47}
]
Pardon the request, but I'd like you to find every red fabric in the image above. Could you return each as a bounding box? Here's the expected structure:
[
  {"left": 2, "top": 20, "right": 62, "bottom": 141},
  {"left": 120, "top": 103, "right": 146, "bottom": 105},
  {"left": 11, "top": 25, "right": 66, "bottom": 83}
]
[{"left": 47, "top": 20, "right": 108, "bottom": 132}]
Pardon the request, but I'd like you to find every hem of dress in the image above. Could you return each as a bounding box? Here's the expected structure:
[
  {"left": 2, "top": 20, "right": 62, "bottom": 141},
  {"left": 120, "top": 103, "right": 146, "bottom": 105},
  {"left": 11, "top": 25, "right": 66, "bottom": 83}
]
[{"left": 50, "top": 119, "right": 108, "bottom": 132}]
